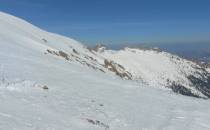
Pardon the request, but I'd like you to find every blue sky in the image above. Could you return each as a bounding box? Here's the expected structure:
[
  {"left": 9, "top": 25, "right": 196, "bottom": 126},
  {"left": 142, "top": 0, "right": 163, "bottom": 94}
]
[{"left": 0, "top": 0, "right": 210, "bottom": 46}]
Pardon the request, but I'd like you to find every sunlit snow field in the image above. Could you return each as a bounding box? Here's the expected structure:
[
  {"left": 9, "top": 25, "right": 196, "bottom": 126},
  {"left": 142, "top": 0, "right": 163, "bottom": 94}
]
[{"left": 0, "top": 11, "right": 210, "bottom": 130}]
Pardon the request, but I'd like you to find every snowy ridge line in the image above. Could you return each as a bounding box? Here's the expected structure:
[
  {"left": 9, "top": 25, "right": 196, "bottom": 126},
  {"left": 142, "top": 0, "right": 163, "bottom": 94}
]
[
  {"left": 96, "top": 47, "right": 210, "bottom": 98},
  {"left": 0, "top": 10, "right": 210, "bottom": 99}
]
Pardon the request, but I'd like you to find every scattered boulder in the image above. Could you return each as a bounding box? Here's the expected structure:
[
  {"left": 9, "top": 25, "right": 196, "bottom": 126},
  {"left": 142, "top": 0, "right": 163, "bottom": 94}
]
[
  {"left": 85, "top": 118, "right": 109, "bottom": 130},
  {"left": 42, "top": 85, "right": 49, "bottom": 90},
  {"left": 73, "top": 49, "right": 79, "bottom": 55},
  {"left": 42, "top": 38, "right": 48, "bottom": 43},
  {"left": 46, "top": 49, "right": 59, "bottom": 56},
  {"left": 58, "top": 51, "right": 69, "bottom": 60}
]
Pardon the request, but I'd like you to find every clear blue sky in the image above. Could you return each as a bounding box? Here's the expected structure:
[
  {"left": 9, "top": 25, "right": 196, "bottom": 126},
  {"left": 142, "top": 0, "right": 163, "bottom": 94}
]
[{"left": 0, "top": 0, "right": 210, "bottom": 46}]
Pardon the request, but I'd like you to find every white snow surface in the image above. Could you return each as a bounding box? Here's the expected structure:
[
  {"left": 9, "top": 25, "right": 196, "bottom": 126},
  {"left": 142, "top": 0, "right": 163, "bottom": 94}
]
[
  {"left": 100, "top": 48, "right": 206, "bottom": 97},
  {"left": 206, "top": 68, "right": 210, "bottom": 73},
  {"left": 0, "top": 11, "right": 210, "bottom": 130}
]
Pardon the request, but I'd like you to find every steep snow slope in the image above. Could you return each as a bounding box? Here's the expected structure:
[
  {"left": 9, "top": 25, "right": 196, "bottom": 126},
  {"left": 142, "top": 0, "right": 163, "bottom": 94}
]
[
  {"left": 0, "top": 11, "right": 106, "bottom": 74},
  {"left": 1, "top": 11, "right": 210, "bottom": 130},
  {"left": 99, "top": 48, "right": 210, "bottom": 98}
]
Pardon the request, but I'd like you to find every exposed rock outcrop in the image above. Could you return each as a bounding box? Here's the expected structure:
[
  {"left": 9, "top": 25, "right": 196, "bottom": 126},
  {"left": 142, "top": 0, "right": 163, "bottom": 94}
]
[{"left": 104, "top": 59, "right": 132, "bottom": 80}]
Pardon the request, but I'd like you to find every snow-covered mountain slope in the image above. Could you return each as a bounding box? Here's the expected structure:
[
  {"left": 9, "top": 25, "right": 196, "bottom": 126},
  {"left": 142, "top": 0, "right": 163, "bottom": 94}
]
[
  {"left": 0, "top": 11, "right": 107, "bottom": 74},
  {"left": 97, "top": 48, "right": 210, "bottom": 98},
  {"left": 1, "top": 11, "right": 210, "bottom": 130},
  {"left": 1, "top": 11, "right": 210, "bottom": 99}
]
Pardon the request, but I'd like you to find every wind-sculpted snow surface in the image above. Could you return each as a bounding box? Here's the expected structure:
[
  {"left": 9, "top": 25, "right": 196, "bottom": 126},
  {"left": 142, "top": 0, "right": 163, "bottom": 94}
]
[{"left": 1, "top": 11, "right": 210, "bottom": 130}]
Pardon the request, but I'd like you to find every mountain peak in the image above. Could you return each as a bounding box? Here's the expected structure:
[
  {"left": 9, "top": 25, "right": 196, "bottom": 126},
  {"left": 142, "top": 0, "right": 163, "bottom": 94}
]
[{"left": 93, "top": 44, "right": 107, "bottom": 53}]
